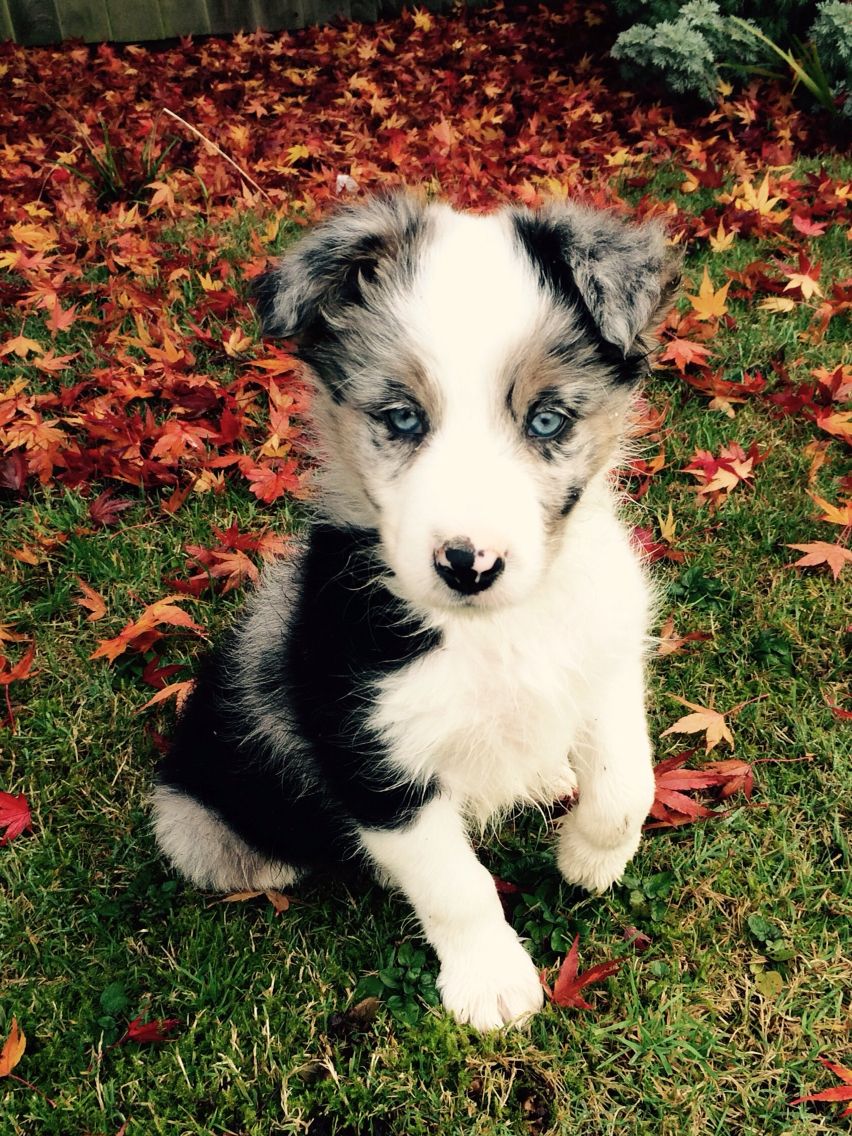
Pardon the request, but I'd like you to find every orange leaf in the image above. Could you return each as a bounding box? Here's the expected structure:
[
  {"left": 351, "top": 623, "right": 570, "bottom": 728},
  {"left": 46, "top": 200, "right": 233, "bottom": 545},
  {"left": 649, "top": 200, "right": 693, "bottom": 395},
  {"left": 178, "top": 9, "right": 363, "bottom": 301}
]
[
  {"left": 786, "top": 542, "right": 852, "bottom": 581},
  {"left": 75, "top": 578, "right": 107, "bottom": 622},
  {"left": 90, "top": 597, "right": 206, "bottom": 662},
  {"left": 660, "top": 695, "right": 734, "bottom": 752},
  {"left": 139, "top": 680, "right": 194, "bottom": 712},
  {"left": 0, "top": 1019, "right": 26, "bottom": 1077},
  {"left": 0, "top": 642, "right": 36, "bottom": 686}
]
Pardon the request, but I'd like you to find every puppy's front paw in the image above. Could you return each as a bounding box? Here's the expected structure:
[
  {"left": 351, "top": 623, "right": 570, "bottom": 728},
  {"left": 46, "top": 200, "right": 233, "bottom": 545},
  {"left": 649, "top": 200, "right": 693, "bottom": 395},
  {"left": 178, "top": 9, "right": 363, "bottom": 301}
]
[
  {"left": 557, "top": 814, "right": 643, "bottom": 893},
  {"left": 438, "top": 929, "right": 544, "bottom": 1031}
]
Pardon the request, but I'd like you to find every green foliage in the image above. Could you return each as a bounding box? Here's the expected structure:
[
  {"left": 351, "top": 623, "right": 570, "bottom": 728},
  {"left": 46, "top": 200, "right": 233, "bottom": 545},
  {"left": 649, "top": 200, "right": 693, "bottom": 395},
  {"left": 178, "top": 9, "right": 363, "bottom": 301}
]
[
  {"left": 611, "top": 2, "right": 763, "bottom": 101},
  {"left": 610, "top": 0, "right": 818, "bottom": 45},
  {"left": 60, "top": 118, "right": 180, "bottom": 206},
  {"left": 354, "top": 941, "right": 441, "bottom": 1026},
  {"left": 811, "top": 1, "right": 852, "bottom": 114},
  {"left": 611, "top": 0, "right": 851, "bottom": 113}
]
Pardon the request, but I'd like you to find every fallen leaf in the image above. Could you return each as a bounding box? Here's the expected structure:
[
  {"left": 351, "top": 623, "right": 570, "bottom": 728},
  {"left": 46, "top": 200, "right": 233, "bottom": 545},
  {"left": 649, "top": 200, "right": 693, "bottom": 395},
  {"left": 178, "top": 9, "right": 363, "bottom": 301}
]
[
  {"left": 88, "top": 491, "right": 134, "bottom": 528},
  {"left": 0, "top": 1019, "right": 26, "bottom": 1077},
  {"left": 657, "top": 617, "right": 712, "bottom": 657},
  {"left": 0, "top": 792, "right": 33, "bottom": 844},
  {"left": 90, "top": 597, "right": 206, "bottom": 663},
  {"left": 542, "top": 934, "right": 622, "bottom": 1010},
  {"left": 0, "top": 643, "right": 36, "bottom": 687},
  {"left": 139, "top": 680, "right": 194, "bottom": 713},
  {"left": 75, "top": 579, "right": 107, "bottom": 622},
  {"left": 217, "top": 888, "right": 292, "bottom": 915},
  {"left": 790, "top": 1057, "right": 852, "bottom": 1119},
  {"left": 686, "top": 266, "right": 730, "bottom": 321},
  {"left": 786, "top": 542, "right": 852, "bottom": 581},
  {"left": 647, "top": 750, "right": 754, "bottom": 828},
  {"left": 119, "top": 1017, "right": 180, "bottom": 1044},
  {"left": 661, "top": 695, "right": 734, "bottom": 752}
]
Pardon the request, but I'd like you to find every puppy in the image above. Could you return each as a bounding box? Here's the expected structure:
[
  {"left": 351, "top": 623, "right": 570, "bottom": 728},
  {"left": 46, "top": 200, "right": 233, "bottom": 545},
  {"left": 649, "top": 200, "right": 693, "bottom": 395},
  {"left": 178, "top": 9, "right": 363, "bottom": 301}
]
[{"left": 152, "top": 192, "right": 679, "bottom": 1030}]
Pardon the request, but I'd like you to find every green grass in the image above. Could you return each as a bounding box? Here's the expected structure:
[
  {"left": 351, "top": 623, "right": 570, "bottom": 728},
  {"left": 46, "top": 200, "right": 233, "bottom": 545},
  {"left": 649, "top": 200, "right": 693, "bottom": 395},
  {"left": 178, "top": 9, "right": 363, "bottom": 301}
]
[{"left": 1, "top": 161, "right": 851, "bottom": 1136}]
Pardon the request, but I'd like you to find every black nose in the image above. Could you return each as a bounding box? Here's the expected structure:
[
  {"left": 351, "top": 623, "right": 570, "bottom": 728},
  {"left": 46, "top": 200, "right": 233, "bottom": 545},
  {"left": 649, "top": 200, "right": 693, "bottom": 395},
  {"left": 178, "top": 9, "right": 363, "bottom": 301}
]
[{"left": 434, "top": 539, "right": 505, "bottom": 595}]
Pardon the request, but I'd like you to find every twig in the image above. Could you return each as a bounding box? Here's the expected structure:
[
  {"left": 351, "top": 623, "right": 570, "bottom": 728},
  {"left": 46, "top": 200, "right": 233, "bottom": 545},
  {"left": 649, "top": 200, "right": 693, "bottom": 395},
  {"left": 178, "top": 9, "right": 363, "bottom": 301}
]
[
  {"left": 161, "top": 108, "right": 272, "bottom": 203},
  {"left": 7, "top": 1073, "right": 57, "bottom": 1108}
]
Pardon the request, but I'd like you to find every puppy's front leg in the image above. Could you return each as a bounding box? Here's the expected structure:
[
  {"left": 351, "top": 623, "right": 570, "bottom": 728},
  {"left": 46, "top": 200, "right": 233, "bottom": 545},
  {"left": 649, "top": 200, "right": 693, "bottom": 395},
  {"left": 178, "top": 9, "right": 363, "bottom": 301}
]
[
  {"left": 557, "top": 660, "right": 656, "bottom": 893},
  {"left": 359, "top": 796, "right": 544, "bottom": 1030}
]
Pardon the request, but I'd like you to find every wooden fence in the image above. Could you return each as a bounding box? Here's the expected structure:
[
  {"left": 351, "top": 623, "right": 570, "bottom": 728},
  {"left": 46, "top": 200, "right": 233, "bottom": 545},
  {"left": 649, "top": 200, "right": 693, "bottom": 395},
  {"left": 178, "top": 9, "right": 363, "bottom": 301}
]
[{"left": 1, "top": 0, "right": 469, "bottom": 44}]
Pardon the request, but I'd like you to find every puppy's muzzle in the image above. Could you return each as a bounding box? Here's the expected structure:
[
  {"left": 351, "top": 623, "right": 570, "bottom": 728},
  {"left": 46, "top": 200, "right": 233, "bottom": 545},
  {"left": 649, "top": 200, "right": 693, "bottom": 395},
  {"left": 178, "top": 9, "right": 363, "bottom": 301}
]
[{"left": 434, "top": 539, "right": 505, "bottom": 595}]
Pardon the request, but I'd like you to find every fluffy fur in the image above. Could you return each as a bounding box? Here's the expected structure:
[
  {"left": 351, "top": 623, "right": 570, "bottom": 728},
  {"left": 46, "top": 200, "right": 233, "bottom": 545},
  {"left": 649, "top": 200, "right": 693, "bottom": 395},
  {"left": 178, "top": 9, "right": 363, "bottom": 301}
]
[{"left": 152, "top": 191, "right": 679, "bottom": 1030}]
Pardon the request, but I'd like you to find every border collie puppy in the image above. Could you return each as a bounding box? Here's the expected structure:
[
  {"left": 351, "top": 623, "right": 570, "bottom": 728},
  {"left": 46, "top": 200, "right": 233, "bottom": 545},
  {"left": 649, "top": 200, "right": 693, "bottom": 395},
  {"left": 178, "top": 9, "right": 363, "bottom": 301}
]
[{"left": 152, "top": 192, "right": 679, "bottom": 1030}]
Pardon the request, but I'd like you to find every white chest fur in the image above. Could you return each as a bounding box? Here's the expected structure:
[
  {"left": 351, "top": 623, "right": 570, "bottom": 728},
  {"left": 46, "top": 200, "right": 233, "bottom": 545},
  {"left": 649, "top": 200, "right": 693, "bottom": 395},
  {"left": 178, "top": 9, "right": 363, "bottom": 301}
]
[{"left": 370, "top": 486, "right": 651, "bottom": 824}]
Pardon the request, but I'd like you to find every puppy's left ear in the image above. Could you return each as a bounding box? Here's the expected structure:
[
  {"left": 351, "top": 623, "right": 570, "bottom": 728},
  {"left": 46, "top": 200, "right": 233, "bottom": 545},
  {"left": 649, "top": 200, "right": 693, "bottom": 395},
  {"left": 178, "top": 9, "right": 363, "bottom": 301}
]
[
  {"left": 516, "top": 204, "right": 681, "bottom": 357},
  {"left": 562, "top": 206, "right": 681, "bottom": 355}
]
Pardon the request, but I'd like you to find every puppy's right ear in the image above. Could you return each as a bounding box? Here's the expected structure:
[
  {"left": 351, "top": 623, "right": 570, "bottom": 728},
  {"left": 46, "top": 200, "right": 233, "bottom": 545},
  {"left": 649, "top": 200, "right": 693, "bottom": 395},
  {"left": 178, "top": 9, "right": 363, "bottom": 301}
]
[{"left": 251, "top": 192, "right": 428, "bottom": 340}]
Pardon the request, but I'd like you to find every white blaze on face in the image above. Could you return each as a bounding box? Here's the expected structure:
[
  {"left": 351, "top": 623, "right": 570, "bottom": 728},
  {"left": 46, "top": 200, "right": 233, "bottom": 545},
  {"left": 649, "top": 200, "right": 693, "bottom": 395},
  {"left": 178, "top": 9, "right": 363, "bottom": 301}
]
[{"left": 374, "top": 209, "right": 554, "bottom": 609}]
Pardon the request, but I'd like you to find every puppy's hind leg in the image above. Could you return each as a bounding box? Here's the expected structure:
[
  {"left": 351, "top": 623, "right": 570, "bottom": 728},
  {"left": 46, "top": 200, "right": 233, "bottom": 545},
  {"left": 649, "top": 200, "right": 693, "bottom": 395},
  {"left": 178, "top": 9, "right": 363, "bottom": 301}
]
[
  {"left": 358, "top": 796, "right": 544, "bottom": 1031},
  {"left": 151, "top": 786, "right": 298, "bottom": 893}
]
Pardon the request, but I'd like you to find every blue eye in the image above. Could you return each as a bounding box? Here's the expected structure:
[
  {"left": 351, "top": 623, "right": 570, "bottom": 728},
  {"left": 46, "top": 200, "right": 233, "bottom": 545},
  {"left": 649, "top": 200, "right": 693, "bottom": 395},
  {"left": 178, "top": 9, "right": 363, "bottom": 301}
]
[
  {"left": 385, "top": 406, "right": 426, "bottom": 437},
  {"left": 527, "top": 408, "right": 570, "bottom": 440}
]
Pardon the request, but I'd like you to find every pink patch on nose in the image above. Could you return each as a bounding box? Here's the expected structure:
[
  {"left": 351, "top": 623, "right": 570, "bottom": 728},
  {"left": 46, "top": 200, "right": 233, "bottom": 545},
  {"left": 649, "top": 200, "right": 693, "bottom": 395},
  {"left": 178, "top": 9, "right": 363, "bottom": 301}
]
[{"left": 473, "top": 549, "right": 500, "bottom": 573}]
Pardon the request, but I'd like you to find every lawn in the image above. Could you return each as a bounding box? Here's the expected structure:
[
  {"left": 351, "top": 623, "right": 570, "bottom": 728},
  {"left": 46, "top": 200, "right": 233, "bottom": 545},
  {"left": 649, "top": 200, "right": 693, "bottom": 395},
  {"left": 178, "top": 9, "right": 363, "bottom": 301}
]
[{"left": 1, "top": 4, "right": 850, "bottom": 1134}]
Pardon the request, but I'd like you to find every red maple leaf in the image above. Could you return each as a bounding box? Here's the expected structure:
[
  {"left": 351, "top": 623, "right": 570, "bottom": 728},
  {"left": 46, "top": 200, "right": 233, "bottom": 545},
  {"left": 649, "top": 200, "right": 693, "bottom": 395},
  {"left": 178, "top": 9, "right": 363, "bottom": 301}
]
[
  {"left": 119, "top": 1016, "right": 180, "bottom": 1044},
  {"left": 88, "top": 490, "right": 134, "bottom": 528},
  {"left": 646, "top": 750, "right": 753, "bottom": 828},
  {"left": 0, "top": 791, "right": 32, "bottom": 845},
  {"left": 790, "top": 1057, "right": 852, "bottom": 1118},
  {"left": 0, "top": 452, "right": 29, "bottom": 494},
  {"left": 791, "top": 214, "right": 827, "bottom": 238},
  {"left": 541, "top": 935, "right": 622, "bottom": 1010}
]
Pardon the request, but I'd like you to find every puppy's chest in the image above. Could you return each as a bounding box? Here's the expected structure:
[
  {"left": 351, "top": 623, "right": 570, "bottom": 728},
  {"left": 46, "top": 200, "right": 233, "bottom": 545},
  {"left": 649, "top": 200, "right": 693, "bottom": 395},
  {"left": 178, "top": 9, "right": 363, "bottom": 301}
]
[{"left": 371, "top": 612, "right": 587, "bottom": 818}]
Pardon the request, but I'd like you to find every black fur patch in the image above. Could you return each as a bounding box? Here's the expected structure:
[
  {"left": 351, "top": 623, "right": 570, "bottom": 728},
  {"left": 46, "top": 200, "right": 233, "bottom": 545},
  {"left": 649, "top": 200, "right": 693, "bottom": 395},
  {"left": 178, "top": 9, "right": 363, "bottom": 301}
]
[
  {"left": 252, "top": 195, "right": 430, "bottom": 404},
  {"left": 512, "top": 214, "right": 645, "bottom": 383},
  {"left": 251, "top": 270, "right": 283, "bottom": 337},
  {"left": 560, "top": 487, "right": 582, "bottom": 516},
  {"left": 157, "top": 525, "right": 442, "bottom": 869}
]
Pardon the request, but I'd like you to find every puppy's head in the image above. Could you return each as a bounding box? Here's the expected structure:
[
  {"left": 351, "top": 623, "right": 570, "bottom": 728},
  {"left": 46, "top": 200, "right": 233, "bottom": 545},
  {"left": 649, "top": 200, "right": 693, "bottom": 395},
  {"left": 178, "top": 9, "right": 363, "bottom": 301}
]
[{"left": 254, "top": 192, "right": 679, "bottom": 613}]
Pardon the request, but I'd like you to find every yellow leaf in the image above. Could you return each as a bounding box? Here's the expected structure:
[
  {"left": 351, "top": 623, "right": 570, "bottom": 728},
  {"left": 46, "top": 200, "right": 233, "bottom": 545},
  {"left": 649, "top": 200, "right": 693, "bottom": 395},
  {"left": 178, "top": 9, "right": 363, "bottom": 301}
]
[
  {"left": 658, "top": 504, "right": 677, "bottom": 544},
  {"left": 808, "top": 492, "right": 852, "bottom": 527},
  {"left": 412, "top": 8, "right": 433, "bottom": 30},
  {"left": 686, "top": 267, "right": 730, "bottom": 321},
  {"left": 223, "top": 327, "right": 253, "bottom": 358},
  {"left": 285, "top": 144, "right": 311, "bottom": 165},
  {"left": 758, "top": 297, "right": 797, "bottom": 313},
  {"left": 783, "top": 273, "right": 823, "bottom": 301},
  {"left": 661, "top": 696, "right": 734, "bottom": 752},
  {"left": 708, "top": 220, "right": 735, "bottom": 252}
]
